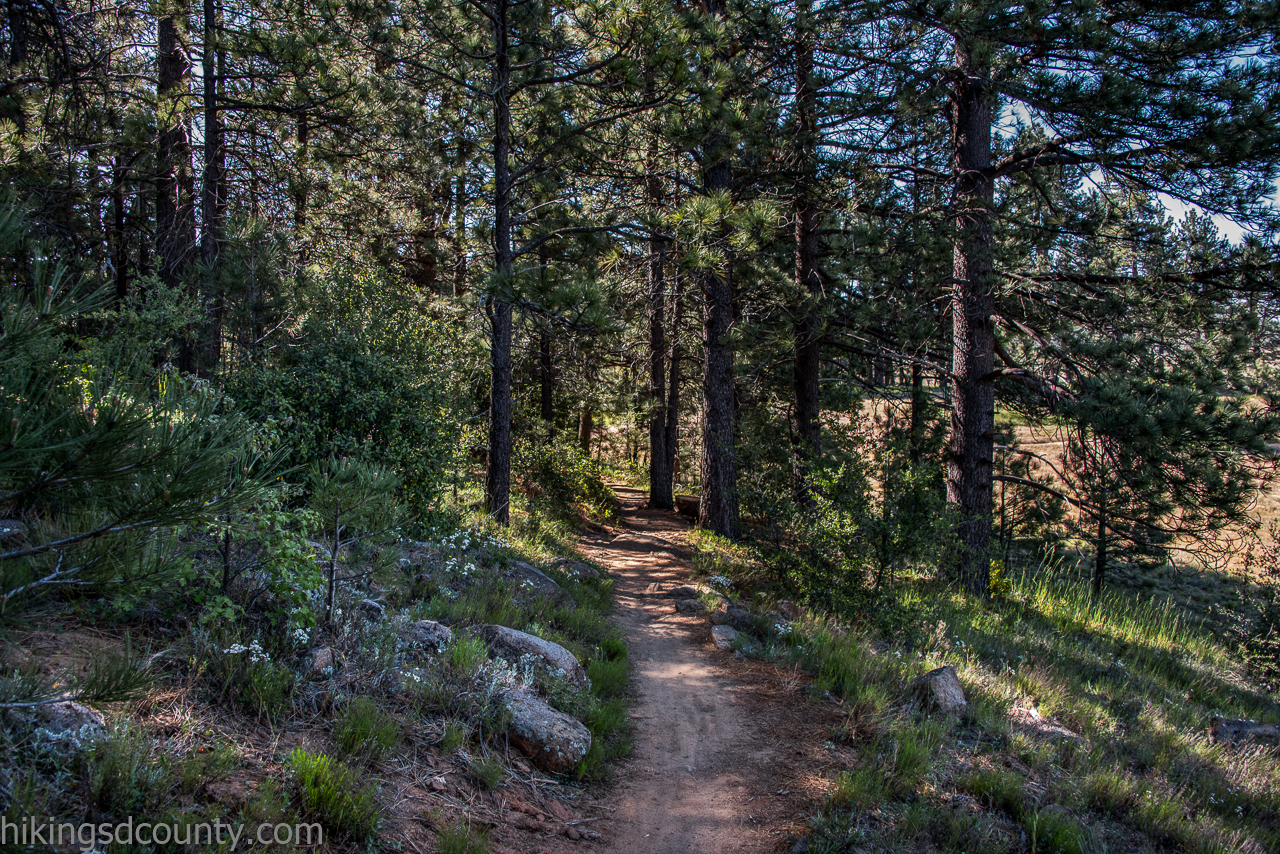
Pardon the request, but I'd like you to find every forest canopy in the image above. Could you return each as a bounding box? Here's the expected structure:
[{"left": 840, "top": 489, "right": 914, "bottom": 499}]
[{"left": 3, "top": 0, "right": 1280, "bottom": 607}]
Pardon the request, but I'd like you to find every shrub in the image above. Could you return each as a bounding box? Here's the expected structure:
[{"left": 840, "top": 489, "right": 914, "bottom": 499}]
[
  {"left": 435, "top": 820, "right": 491, "bottom": 854},
  {"left": 440, "top": 719, "right": 468, "bottom": 753},
  {"left": 468, "top": 752, "right": 506, "bottom": 790},
  {"left": 289, "top": 747, "right": 380, "bottom": 842},
  {"left": 225, "top": 265, "right": 462, "bottom": 527},
  {"left": 515, "top": 439, "right": 617, "bottom": 521},
  {"left": 333, "top": 696, "right": 400, "bottom": 763}
]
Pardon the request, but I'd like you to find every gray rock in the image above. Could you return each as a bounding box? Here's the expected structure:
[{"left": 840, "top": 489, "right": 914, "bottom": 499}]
[
  {"left": 500, "top": 689, "right": 592, "bottom": 774},
  {"left": 357, "top": 599, "right": 385, "bottom": 622},
  {"left": 777, "top": 600, "right": 804, "bottom": 621},
  {"left": 790, "top": 840, "right": 810, "bottom": 854},
  {"left": 479, "top": 625, "right": 590, "bottom": 691},
  {"left": 0, "top": 520, "right": 26, "bottom": 546},
  {"left": 35, "top": 700, "right": 105, "bottom": 736},
  {"left": 550, "top": 557, "right": 600, "bottom": 579},
  {"left": 711, "top": 625, "right": 738, "bottom": 650},
  {"left": 304, "top": 646, "right": 335, "bottom": 676},
  {"left": 675, "top": 598, "right": 707, "bottom": 613},
  {"left": 508, "top": 561, "right": 572, "bottom": 605},
  {"left": 1210, "top": 716, "right": 1280, "bottom": 746},
  {"left": 711, "top": 603, "right": 755, "bottom": 631},
  {"left": 666, "top": 584, "right": 706, "bottom": 599},
  {"left": 909, "top": 665, "right": 967, "bottom": 714},
  {"left": 403, "top": 620, "right": 452, "bottom": 651}
]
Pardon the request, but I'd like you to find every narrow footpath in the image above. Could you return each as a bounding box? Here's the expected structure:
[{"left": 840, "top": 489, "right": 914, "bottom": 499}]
[{"left": 577, "top": 486, "right": 842, "bottom": 854}]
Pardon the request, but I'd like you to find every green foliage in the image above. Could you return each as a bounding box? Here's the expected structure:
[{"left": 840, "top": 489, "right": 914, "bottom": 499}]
[
  {"left": 446, "top": 635, "right": 489, "bottom": 676},
  {"left": 439, "top": 718, "right": 468, "bottom": 753},
  {"left": 225, "top": 265, "right": 464, "bottom": 527},
  {"left": 84, "top": 723, "right": 175, "bottom": 818},
  {"left": 308, "top": 456, "right": 403, "bottom": 624},
  {"left": 288, "top": 747, "right": 381, "bottom": 842},
  {"left": 195, "top": 629, "right": 297, "bottom": 722},
  {"left": 333, "top": 696, "right": 400, "bottom": 763},
  {"left": 515, "top": 439, "right": 617, "bottom": 522},
  {"left": 434, "top": 820, "right": 491, "bottom": 854},
  {"left": 468, "top": 751, "right": 506, "bottom": 790},
  {"left": 0, "top": 204, "right": 281, "bottom": 633}
]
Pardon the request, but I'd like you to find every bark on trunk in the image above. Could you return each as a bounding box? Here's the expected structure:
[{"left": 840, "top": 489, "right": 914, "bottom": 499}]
[
  {"left": 647, "top": 159, "right": 673, "bottom": 509},
  {"left": 578, "top": 407, "right": 593, "bottom": 455},
  {"left": 158, "top": 13, "right": 197, "bottom": 372},
  {"left": 792, "top": 0, "right": 822, "bottom": 508},
  {"left": 665, "top": 273, "right": 684, "bottom": 490},
  {"left": 1092, "top": 489, "right": 1108, "bottom": 598},
  {"left": 112, "top": 156, "right": 128, "bottom": 302},
  {"left": 484, "top": 0, "right": 514, "bottom": 525},
  {"left": 198, "top": 0, "right": 225, "bottom": 376},
  {"left": 539, "top": 330, "right": 554, "bottom": 438},
  {"left": 698, "top": 0, "right": 739, "bottom": 540},
  {"left": 910, "top": 363, "right": 924, "bottom": 465},
  {"left": 947, "top": 36, "right": 997, "bottom": 594}
]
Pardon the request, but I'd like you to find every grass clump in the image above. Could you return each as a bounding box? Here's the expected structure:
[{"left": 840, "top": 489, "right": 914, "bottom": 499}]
[
  {"left": 435, "top": 819, "right": 491, "bottom": 854},
  {"left": 439, "top": 718, "right": 468, "bottom": 753},
  {"left": 469, "top": 751, "right": 506, "bottom": 790},
  {"left": 333, "top": 695, "right": 400, "bottom": 762},
  {"left": 289, "top": 747, "right": 380, "bottom": 842}
]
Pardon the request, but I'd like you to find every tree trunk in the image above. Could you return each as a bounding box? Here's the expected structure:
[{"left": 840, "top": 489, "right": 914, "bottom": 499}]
[
  {"left": 792, "top": 0, "right": 821, "bottom": 508},
  {"left": 578, "top": 407, "right": 593, "bottom": 455},
  {"left": 1092, "top": 501, "right": 1108, "bottom": 599},
  {"left": 947, "top": 35, "right": 996, "bottom": 594},
  {"left": 294, "top": 113, "right": 308, "bottom": 273},
  {"left": 665, "top": 272, "right": 684, "bottom": 493},
  {"left": 198, "top": 0, "right": 225, "bottom": 376},
  {"left": 484, "top": 0, "right": 514, "bottom": 524},
  {"left": 157, "top": 13, "right": 197, "bottom": 369},
  {"left": 453, "top": 137, "right": 468, "bottom": 296},
  {"left": 697, "top": 0, "right": 739, "bottom": 540},
  {"left": 647, "top": 159, "right": 673, "bottom": 509},
  {"left": 539, "top": 330, "right": 554, "bottom": 438},
  {"left": 910, "top": 362, "right": 925, "bottom": 465},
  {"left": 112, "top": 156, "right": 128, "bottom": 302}
]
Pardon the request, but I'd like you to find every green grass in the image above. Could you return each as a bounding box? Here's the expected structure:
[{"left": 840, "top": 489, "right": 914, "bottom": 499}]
[
  {"left": 333, "top": 695, "right": 400, "bottom": 763},
  {"left": 469, "top": 751, "right": 506, "bottom": 790},
  {"left": 440, "top": 717, "right": 468, "bottom": 753},
  {"left": 690, "top": 533, "right": 1280, "bottom": 854},
  {"left": 289, "top": 747, "right": 380, "bottom": 842},
  {"left": 434, "top": 820, "right": 491, "bottom": 854}
]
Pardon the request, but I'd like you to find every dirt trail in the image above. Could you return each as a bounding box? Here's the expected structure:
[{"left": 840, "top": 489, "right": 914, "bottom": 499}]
[{"left": 576, "top": 486, "right": 841, "bottom": 854}]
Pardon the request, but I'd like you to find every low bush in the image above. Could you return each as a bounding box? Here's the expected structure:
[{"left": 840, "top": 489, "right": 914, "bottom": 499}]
[
  {"left": 333, "top": 696, "right": 400, "bottom": 763},
  {"left": 289, "top": 747, "right": 380, "bottom": 842}
]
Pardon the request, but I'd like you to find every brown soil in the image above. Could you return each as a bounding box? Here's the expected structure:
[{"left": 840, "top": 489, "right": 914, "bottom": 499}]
[{"left": 570, "top": 485, "right": 843, "bottom": 854}]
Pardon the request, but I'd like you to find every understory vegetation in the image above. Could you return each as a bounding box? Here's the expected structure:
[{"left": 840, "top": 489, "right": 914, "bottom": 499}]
[
  {"left": 683, "top": 526, "right": 1280, "bottom": 854},
  {"left": 4, "top": 0, "right": 1280, "bottom": 851}
]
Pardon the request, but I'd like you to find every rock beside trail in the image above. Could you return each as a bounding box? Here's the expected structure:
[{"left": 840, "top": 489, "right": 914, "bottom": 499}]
[
  {"left": 550, "top": 557, "right": 600, "bottom": 579},
  {"left": 508, "top": 561, "right": 572, "bottom": 605},
  {"left": 666, "top": 584, "right": 706, "bottom": 599},
  {"left": 35, "top": 700, "right": 105, "bottom": 736},
  {"left": 1210, "top": 717, "right": 1280, "bottom": 747},
  {"left": 711, "top": 625, "right": 738, "bottom": 650},
  {"left": 480, "top": 625, "right": 590, "bottom": 691},
  {"left": 711, "top": 603, "right": 755, "bottom": 631},
  {"left": 500, "top": 689, "right": 592, "bottom": 774},
  {"left": 675, "top": 495, "right": 700, "bottom": 519},
  {"left": 357, "top": 599, "right": 385, "bottom": 622},
  {"left": 402, "top": 620, "right": 452, "bottom": 651},
  {"left": 675, "top": 599, "right": 707, "bottom": 613},
  {"left": 909, "top": 665, "right": 967, "bottom": 714}
]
